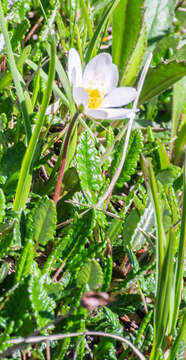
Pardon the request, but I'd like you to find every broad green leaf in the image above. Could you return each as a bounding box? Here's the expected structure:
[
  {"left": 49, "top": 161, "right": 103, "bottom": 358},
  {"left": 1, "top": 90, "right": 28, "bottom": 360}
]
[
  {"left": 76, "top": 131, "right": 102, "bottom": 195},
  {"left": 0, "top": 188, "right": 5, "bottom": 223},
  {"left": 77, "top": 259, "right": 103, "bottom": 290},
  {"left": 173, "top": 121, "right": 186, "bottom": 165},
  {"left": 112, "top": 0, "right": 144, "bottom": 80},
  {"left": 139, "top": 61, "right": 186, "bottom": 104},
  {"left": 111, "top": 130, "right": 143, "bottom": 187},
  {"left": 29, "top": 264, "right": 55, "bottom": 327},
  {"left": 30, "top": 196, "right": 57, "bottom": 246},
  {"left": 171, "top": 77, "right": 186, "bottom": 150},
  {"left": 121, "top": 24, "right": 147, "bottom": 86},
  {"left": 152, "top": 34, "right": 179, "bottom": 65},
  {"left": 15, "top": 239, "right": 35, "bottom": 282},
  {"left": 144, "top": 0, "right": 177, "bottom": 41}
]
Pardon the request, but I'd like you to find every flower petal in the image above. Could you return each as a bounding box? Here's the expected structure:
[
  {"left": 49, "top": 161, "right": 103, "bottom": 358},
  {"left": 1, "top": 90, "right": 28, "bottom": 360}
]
[
  {"left": 102, "top": 87, "right": 137, "bottom": 107},
  {"left": 100, "top": 108, "right": 137, "bottom": 120},
  {"left": 73, "top": 87, "right": 88, "bottom": 108},
  {"left": 85, "top": 108, "right": 108, "bottom": 119},
  {"left": 82, "top": 53, "right": 118, "bottom": 94},
  {"left": 67, "top": 48, "right": 82, "bottom": 87}
]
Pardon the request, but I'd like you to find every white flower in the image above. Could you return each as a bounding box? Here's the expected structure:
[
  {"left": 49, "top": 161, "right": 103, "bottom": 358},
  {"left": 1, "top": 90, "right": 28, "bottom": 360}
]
[{"left": 67, "top": 48, "right": 137, "bottom": 120}]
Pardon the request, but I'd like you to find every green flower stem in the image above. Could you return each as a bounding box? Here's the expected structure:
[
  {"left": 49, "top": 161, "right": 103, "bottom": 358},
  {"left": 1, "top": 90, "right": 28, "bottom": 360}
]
[
  {"left": 53, "top": 110, "right": 80, "bottom": 205},
  {"left": 0, "top": 1, "right": 31, "bottom": 143},
  {"left": 13, "top": 37, "right": 56, "bottom": 211}
]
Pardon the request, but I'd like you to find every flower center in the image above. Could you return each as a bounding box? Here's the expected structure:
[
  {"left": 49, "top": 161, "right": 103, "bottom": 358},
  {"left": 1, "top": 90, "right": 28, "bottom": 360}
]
[{"left": 86, "top": 88, "right": 103, "bottom": 109}]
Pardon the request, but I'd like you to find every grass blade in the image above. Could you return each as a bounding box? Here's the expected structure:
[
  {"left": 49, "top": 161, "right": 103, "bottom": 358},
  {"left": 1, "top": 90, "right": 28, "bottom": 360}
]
[
  {"left": 13, "top": 37, "right": 56, "bottom": 211},
  {"left": 170, "top": 150, "right": 186, "bottom": 333},
  {"left": 0, "top": 1, "right": 31, "bottom": 143}
]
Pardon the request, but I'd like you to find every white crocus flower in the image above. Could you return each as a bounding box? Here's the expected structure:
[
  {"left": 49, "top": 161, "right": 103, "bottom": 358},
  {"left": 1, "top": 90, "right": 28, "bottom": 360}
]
[{"left": 67, "top": 48, "right": 137, "bottom": 120}]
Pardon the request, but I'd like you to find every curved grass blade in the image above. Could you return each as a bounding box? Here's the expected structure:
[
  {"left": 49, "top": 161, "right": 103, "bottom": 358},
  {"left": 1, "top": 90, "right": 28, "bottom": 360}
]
[
  {"left": 85, "top": 0, "right": 121, "bottom": 63},
  {"left": 13, "top": 37, "right": 56, "bottom": 211}
]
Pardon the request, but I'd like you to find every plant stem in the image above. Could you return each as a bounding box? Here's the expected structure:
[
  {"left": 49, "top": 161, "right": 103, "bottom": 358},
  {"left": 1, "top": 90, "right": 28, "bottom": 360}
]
[
  {"left": 5, "top": 331, "right": 146, "bottom": 360},
  {"left": 53, "top": 111, "right": 79, "bottom": 205},
  {"left": 96, "top": 53, "right": 152, "bottom": 208}
]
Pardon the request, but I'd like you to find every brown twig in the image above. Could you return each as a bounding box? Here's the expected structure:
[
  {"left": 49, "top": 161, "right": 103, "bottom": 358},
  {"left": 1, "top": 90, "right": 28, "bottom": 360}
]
[
  {"left": 5, "top": 330, "right": 146, "bottom": 360},
  {"left": 53, "top": 111, "right": 79, "bottom": 205},
  {"left": 25, "top": 16, "right": 44, "bottom": 42}
]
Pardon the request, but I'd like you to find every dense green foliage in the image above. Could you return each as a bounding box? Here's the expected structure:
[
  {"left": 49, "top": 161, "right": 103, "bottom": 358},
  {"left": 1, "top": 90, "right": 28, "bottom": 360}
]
[{"left": 0, "top": 0, "right": 185, "bottom": 359}]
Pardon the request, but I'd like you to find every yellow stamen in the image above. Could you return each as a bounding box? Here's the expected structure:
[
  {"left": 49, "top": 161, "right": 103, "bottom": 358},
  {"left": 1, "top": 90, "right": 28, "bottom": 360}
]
[{"left": 86, "top": 88, "right": 103, "bottom": 109}]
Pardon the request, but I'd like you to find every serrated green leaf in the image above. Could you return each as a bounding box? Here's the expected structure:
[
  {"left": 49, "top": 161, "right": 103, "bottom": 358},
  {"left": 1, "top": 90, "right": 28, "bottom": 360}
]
[
  {"left": 0, "top": 188, "right": 5, "bottom": 223},
  {"left": 111, "top": 130, "right": 143, "bottom": 187},
  {"left": 94, "top": 337, "right": 117, "bottom": 360},
  {"left": 30, "top": 196, "right": 57, "bottom": 246},
  {"left": 76, "top": 131, "right": 102, "bottom": 195},
  {"left": 109, "top": 294, "right": 142, "bottom": 316},
  {"left": 0, "top": 233, "right": 12, "bottom": 260},
  {"left": 0, "top": 321, "right": 14, "bottom": 352},
  {"left": 95, "top": 307, "right": 123, "bottom": 334},
  {"left": 2, "top": 279, "right": 30, "bottom": 331},
  {"left": 11, "top": 18, "right": 30, "bottom": 50},
  {"left": 0, "top": 142, "right": 26, "bottom": 197},
  {"left": 77, "top": 259, "right": 103, "bottom": 290},
  {"left": 112, "top": 0, "right": 145, "bottom": 80},
  {"left": 29, "top": 264, "right": 55, "bottom": 327},
  {"left": 139, "top": 61, "right": 186, "bottom": 104},
  {"left": 102, "top": 255, "right": 113, "bottom": 292},
  {"left": 15, "top": 239, "right": 35, "bottom": 282},
  {"left": 0, "top": 262, "right": 9, "bottom": 284}
]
